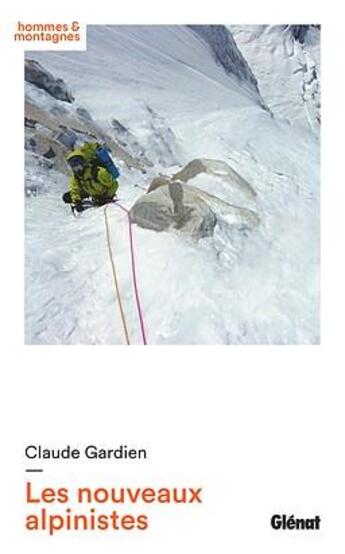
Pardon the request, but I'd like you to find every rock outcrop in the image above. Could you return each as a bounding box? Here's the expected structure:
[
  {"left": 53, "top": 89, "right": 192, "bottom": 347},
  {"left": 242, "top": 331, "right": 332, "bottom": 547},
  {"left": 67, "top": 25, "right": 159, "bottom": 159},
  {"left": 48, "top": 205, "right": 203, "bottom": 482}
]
[
  {"left": 111, "top": 119, "right": 153, "bottom": 168},
  {"left": 130, "top": 181, "right": 217, "bottom": 239},
  {"left": 188, "top": 25, "right": 267, "bottom": 108},
  {"left": 25, "top": 59, "right": 74, "bottom": 103},
  {"left": 130, "top": 175, "right": 259, "bottom": 240},
  {"left": 172, "top": 158, "right": 256, "bottom": 199},
  {"left": 25, "top": 59, "right": 150, "bottom": 175}
]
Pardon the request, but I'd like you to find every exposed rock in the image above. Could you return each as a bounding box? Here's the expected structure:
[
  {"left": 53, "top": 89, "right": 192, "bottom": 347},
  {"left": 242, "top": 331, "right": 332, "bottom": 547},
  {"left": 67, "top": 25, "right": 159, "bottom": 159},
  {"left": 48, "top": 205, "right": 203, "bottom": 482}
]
[
  {"left": 141, "top": 104, "right": 182, "bottom": 167},
  {"left": 25, "top": 101, "right": 59, "bottom": 130},
  {"left": 287, "top": 25, "right": 311, "bottom": 44},
  {"left": 49, "top": 105, "right": 70, "bottom": 118},
  {"left": 43, "top": 147, "right": 56, "bottom": 159},
  {"left": 195, "top": 187, "right": 259, "bottom": 228},
  {"left": 169, "top": 181, "right": 184, "bottom": 216},
  {"left": 25, "top": 150, "right": 54, "bottom": 177},
  {"left": 173, "top": 158, "right": 256, "bottom": 199},
  {"left": 130, "top": 182, "right": 217, "bottom": 239},
  {"left": 147, "top": 176, "right": 170, "bottom": 193},
  {"left": 187, "top": 25, "right": 265, "bottom": 106},
  {"left": 55, "top": 127, "right": 78, "bottom": 149},
  {"left": 25, "top": 59, "right": 74, "bottom": 103},
  {"left": 173, "top": 159, "right": 205, "bottom": 181},
  {"left": 28, "top": 137, "right": 36, "bottom": 148},
  {"left": 25, "top": 128, "right": 69, "bottom": 174},
  {"left": 25, "top": 100, "right": 148, "bottom": 173},
  {"left": 25, "top": 117, "right": 37, "bottom": 129},
  {"left": 138, "top": 159, "right": 260, "bottom": 239},
  {"left": 111, "top": 119, "right": 128, "bottom": 134},
  {"left": 25, "top": 59, "right": 150, "bottom": 173},
  {"left": 76, "top": 107, "right": 93, "bottom": 121},
  {"left": 111, "top": 118, "right": 153, "bottom": 167},
  {"left": 130, "top": 180, "right": 259, "bottom": 240}
]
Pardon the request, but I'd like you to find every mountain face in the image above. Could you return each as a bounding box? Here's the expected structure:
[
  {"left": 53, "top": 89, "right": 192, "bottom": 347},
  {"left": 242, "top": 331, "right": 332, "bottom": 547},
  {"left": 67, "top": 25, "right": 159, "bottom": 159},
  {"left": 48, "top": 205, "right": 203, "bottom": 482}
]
[
  {"left": 288, "top": 25, "right": 320, "bottom": 44},
  {"left": 25, "top": 25, "right": 320, "bottom": 345},
  {"left": 230, "top": 25, "right": 320, "bottom": 133},
  {"left": 187, "top": 25, "right": 262, "bottom": 99}
]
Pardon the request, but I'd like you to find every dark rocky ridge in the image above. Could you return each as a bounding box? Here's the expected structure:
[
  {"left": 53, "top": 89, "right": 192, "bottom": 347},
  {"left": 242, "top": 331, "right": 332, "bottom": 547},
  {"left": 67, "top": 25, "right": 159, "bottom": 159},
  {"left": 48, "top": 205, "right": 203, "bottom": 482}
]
[
  {"left": 188, "top": 25, "right": 263, "bottom": 103},
  {"left": 25, "top": 60, "right": 150, "bottom": 175},
  {"left": 25, "top": 59, "right": 74, "bottom": 103}
]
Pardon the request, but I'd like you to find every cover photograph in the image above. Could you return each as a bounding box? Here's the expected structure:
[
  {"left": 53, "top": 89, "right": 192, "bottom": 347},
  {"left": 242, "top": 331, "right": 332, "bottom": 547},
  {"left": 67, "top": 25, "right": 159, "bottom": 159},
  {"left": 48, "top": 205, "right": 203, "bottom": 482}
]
[
  {"left": 1, "top": 5, "right": 343, "bottom": 554},
  {"left": 24, "top": 24, "right": 320, "bottom": 345}
]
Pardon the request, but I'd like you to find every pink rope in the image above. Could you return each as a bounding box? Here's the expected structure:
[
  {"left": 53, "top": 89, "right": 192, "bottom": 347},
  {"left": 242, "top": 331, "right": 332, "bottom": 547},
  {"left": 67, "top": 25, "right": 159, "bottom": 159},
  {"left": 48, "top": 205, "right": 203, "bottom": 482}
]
[{"left": 114, "top": 202, "right": 148, "bottom": 345}]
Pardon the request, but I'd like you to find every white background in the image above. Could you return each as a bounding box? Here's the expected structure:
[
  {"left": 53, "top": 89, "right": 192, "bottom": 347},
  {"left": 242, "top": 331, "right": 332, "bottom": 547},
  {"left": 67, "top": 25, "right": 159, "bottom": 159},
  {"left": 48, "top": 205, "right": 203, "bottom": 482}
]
[{"left": 1, "top": 1, "right": 344, "bottom": 552}]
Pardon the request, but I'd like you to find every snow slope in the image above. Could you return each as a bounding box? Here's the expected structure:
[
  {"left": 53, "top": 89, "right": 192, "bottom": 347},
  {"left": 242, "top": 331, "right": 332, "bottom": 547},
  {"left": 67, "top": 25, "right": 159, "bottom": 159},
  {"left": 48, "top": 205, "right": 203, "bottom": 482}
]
[
  {"left": 25, "top": 25, "right": 320, "bottom": 344},
  {"left": 230, "top": 25, "right": 321, "bottom": 134}
]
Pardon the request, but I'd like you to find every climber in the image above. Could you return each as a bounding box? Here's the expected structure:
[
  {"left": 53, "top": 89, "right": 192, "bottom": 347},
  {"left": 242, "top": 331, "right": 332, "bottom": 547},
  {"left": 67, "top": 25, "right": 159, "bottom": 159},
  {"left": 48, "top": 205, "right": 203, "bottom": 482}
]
[{"left": 62, "top": 143, "right": 120, "bottom": 212}]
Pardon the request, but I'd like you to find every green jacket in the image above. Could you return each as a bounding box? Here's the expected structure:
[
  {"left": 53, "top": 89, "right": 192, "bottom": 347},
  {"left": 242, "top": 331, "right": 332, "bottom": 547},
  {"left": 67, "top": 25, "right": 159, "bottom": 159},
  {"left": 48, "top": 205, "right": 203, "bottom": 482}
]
[{"left": 66, "top": 148, "right": 119, "bottom": 204}]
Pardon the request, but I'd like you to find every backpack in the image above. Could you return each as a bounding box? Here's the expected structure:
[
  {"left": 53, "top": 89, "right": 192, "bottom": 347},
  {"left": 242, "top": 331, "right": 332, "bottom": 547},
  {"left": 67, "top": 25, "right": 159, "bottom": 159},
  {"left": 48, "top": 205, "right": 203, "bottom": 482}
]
[{"left": 79, "top": 142, "right": 120, "bottom": 181}]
